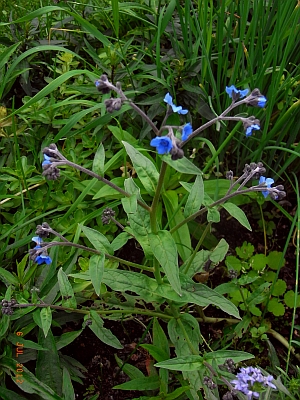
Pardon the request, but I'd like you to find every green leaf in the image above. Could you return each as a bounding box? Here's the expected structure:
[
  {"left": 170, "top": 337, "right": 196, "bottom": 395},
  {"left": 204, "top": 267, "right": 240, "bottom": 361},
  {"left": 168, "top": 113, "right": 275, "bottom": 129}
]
[
  {"left": 184, "top": 175, "right": 204, "bottom": 217},
  {"left": 203, "top": 350, "right": 254, "bottom": 364},
  {"left": 268, "top": 298, "right": 285, "bottom": 316},
  {"left": 121, "top": 194, "right": 137, "bottom": 214},
  {"left": 113, "top": 376, "right": 160, "bottom": 390},
  {"left": 92, "top": 143, "right": 105, "bottom": 177},
  {"left": 267, "top": 251, "right": 285, "bottom": 270},
  {"left": 155, "top": 355, "right": 203, "bottom": 371},
  {"left": 222, "top": 202, "right": 252, "bottom": 231},
  {"left": 162, "top": 155, "right": 202, "bottom": 175},
  {"left": 0, "top": 267, "right": 19, "bottom": 286},
  {"left": 57, "top": 268, "right": 77, "bottom": 309},
  {"left": 88, "top": 310, "right": 123, "bottom": 349},
  {"left": 0, "top": 387, "right": 28, "bottom": 400},
  {"left": 8, "top": 334, "right": 47, "bottom": 351},
  {"left": 111, "top": 232, "right": 131, "bottom": 251},
  {"left": 163, "top": 190, "right": 192, "bottom": 261},
  {"left": 81, "top": 225, "right": 114, "bottom": 255},
  {"left": 16, "top": 254, "right": 29, "bottom": 283},
  {"left": 284, "top": 290, "right": 300, "bottom": 308},
  {"left": 236, "top": 241, "right": 254, "bottom": 259},
  {"left": 249, "top": 254, "right": 267, "bottom": 271},
  {"left": 272, "top": 279, "right": 287, "bottom": 297},
  {"left": 36, "top": 329, "right": 62, "bottom": 395},
  {"left": 89, "top": 254, "right": 105, "bottom": 296},
  {"left": 122, "top": 141, "right": 159, "bottom": 195},
  {"left": 55, "top": 330, "right": 83, "bottom": 350},
  {"left": 210, "top": 239, "right": 229, "bottom": 264},
  {"left": 149, "top": 230, "right": 181, "bottom": 296},
  {"left": 0, "top": 315, "right": 10, "bottom": 338},
  {"left": 40, "top": 307, "right": 52, "bottom": 338},
  {"left": 180, "top": 250, "right": 211, "bottom": 277},
  {"left": 0, "top": 356, "right": 62, "bottom": 399},
  {"left": 62, "top": 367, "right": 75, "bottom": 400},
  {"left": 115, "top": 355, "right": 144, "bottom": 380}
]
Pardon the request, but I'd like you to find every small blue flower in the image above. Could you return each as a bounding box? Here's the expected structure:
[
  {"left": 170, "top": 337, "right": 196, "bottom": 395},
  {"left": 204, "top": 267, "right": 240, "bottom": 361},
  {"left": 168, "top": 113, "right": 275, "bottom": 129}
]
[
  {"left": 182, "top": 123, "right": 193, "bottom": 141},
  {"left": 32, "top": 236, "right": 43, "bottom": 245},
  {"left": 42, "top": 154, "right": 51, "bottom": 167},
  {"left": 245, "top": 124, "right": 260, "bottom": 137},
  {"left": 150, "top": 136, "right": 173, "bottom": 154},
  {"left": 259, "top": 176, "right": 275, "bottom": 198},
  {"left": 226, "top": 85, "right": 249, "bottom": 99},
  {"left": 257, "top": 95, "right": 267, "bottom": 108},
  {"left": 35, "top": 254, "right": 52, "bottom": 265},
  {"left": 164, "top": 93, "right": 188, "bottom": 115}
]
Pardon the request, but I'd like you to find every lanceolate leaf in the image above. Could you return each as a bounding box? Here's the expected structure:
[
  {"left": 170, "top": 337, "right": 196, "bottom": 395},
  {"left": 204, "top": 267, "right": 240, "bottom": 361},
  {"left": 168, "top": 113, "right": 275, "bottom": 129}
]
[
  {"left": 89, "top": 253, "right": 105, "bottom": 296},
  {"left": 57, "top": 268, "right": 77, "bottom": 309},
  {"left": 222, "top": 202, "right": 252, "bottom": 231},
  {"left": 184, "top": 175, "right": 204, "bottom": 217},
  {"left": 81, "top": 225, "right": 114, "bottom": 255},
  {"left": 149, "top": 230, "right": 181, "bottom": 296},
  {"left": 40, "top": 307, "right": 52, "bottom": 338},
  {"left": 162, "top": 155, "right": 202, "bottom": 175},
  {"left": 113, "top": 376, "right": 160, "bottom": 390},
  {"left": 92, "top": 143, "right": 105, "bottom": 177},
  {"left": 88, "top": 310, "right": 123, "bottom": 349},
  {"left": 122, "top": 141, "right": 159, "bottom": 195}
]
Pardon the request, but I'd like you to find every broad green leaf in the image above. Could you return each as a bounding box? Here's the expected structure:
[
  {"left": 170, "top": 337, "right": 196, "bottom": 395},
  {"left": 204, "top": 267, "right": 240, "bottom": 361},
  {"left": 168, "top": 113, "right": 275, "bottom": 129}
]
[
  {"left": 93, "top": 177, "right": 126, "bottom": 199},
  {"left": 115, "top": 355, "right": 144, "bottom": 380},
  {"left": 81, "top": 225, "right": 114, "bottom": 255},
  {"left": 184, "top": 175, "right": 204, "bottom": 217},
  {"left": 0, "top": 387, "right": 28, "bottom": 400},
  {"left": 57, "top": 268, "right": 77, "bottom": 309},
  {"left": 102, "top": 269, "right": 161, "bottom": 303},
  {"left": 267, "top": 251, "right": 285, "bottom": 270},
  {"left": 203, "top": 350, "right": 254, "bottom": 364},
  {"left": 153, "top": 318, "right": 170, "bottom": 359},
  {"left": 157, "top": 274, "right": 240, "bottom": 318},
  {"left": 89, "top": 254, "right": 104, "bottom": 296},
  {"left": 0, "top": 315, "right": 10, "bottom": 338},
  {"left": 155, "top": 355, "right": 203, "bottom": 370},
  {"left": 108, "top": 125, "right": 137, "bottom": 144},
  {"left": 111, "top": 232, "right": 131, "bottom": 251},
  {"left": 180, "top": 250, "right": 211, "bottom": 277},
  {"left": 210, "top": 239, "right": 229, "bottom": 263},
  {"left": 122, "top": 141, "right": 159, "bottom": 195},
  {"left": 113, "top": 376, "right": 160, "bottom": 390},
  {"left": 268, "top": 298, "right": 285, "bottom": 316},
  {"left": 40, "top": 307, "right": 52, "bottom": 338},
  {"left": 0, "top": 356, "right": 62, "bottom": 399},
  {"left": 0, "top": 267, "right": 19, "bottom": 285},
  {"left": 8, "top": 334, "right": 47, "bottom": 351},
  {"left": 149, "top": 230, "right": 181, "bottom": 296},
  {"left": 222, "top": 202, "right": 252, "bottom": 231},
  {"left": 36, "top": 329, "right": 62, "bottom": 395},
  {"left": 92, "top": 143, "right": 105, "bottom": 177},
  {"left": 62, "top": 367, "right": 75, "bottom": 400},
  {"left": 163, "top": 191, "right": 192, "bottom": 261},
  {"left": 272, "top": 279, "right": 287, "bottom": 297},
  {"left": 121, "top": 194, "right": 137, "bottom": 214},
  {"left": 284, "top": 290, "right": 300, "bottom": 308},
  {"left": 88, "top": 310, "right": 123, "bottom": 349},
  {"left": 16, "top": 254, "right": 29, "bottom": 282},
  {"left": 55, "top": 330, "right": 83, "bottom": 350},
  {"left": 141, "top": 344, "right": 170, "bottom": 362},
  {"left": 162, "top": 155, "right": 202, "bottom": 175}
]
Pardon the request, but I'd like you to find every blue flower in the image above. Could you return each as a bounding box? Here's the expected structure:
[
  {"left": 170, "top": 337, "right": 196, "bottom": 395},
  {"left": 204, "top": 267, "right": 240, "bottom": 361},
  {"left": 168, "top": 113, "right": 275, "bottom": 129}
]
[
  {"left": 164, "top": 93, "right": 188, "bottom": 115},
  {"left": 35, "top": 254, "right": 52, "bottom": 265},
  {"left": 42, "top": 154, "right": 51, "bottom": 167},
  {"left": 32, "top": 236, "right": 43, "bottom": 245},
  {"left": 226, "top": 85, "right": 249, "bottom": 99},
  {"left": 257, "top": 95, "right": 267, "bottom": 108},
  {"left": 245, "top": 124, "right": 260, "bottom": 137},
  {"left": 231, "top": 367, "right": 276, "bottom": 399},
  {"left": 150, "top": 136, "right": 173, "bottom": 154},
  {"left": 182, "top": 123, "right": 193, "bottom": 141},
  {"left": 259, "top": 176, "right": 275, "bottom": 198}
]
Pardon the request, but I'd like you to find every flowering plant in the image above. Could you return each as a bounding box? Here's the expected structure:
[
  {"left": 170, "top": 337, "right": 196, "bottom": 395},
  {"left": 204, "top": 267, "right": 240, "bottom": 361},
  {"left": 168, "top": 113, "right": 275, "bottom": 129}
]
[{"left": 4, "top": 77, "right": 288, "bottom": 399}]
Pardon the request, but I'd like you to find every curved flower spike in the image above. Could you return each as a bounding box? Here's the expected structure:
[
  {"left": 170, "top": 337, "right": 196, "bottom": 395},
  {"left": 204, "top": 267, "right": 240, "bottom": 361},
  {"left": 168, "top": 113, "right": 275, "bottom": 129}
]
[
  {"left": 164, "top": 93, "right": 188, "bottom": 115},
  {"left": 150, "top": 136, "right": 173, "bottom": 154}
]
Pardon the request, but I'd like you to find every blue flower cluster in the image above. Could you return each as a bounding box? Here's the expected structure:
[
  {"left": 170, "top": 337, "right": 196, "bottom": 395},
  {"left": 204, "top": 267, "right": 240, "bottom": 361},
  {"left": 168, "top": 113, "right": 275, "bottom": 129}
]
[
  {"left": 231, "top": 367, "right": 276, "bottom": 399},
  {"left": 150, "top": 123, "right": 193, "bottom": 155},
  {"left": 226, "top": 85, "right": 249, "bottom": 99},
  {"left": 31, "top": 236, "right": 52, "bottom": 265},
  {"left": 226, "top": 85, "right": 267, "bottom": 108}
]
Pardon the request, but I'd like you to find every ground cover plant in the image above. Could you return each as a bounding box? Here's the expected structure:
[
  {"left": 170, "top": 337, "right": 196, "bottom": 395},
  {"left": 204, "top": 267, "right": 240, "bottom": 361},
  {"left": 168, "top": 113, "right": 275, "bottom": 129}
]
[{"left": 0, "top": 1, "right": 300, "bottom": 399}]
